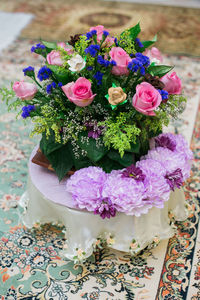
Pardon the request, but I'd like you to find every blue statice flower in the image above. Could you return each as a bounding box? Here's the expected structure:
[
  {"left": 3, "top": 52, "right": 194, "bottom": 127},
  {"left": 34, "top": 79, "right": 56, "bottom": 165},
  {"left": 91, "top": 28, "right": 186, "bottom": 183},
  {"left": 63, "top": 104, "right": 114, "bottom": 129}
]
[
  {"left": 135, "top": 53, "right": 150, "bottom": 67},
  {"left": 128, "top": 53, "right": 150, "bottom": 75},
  {"left": 46, "top": 82, "right": 57, "bottom": 94},
  {"left": 31, "top": 43, "right": 46, "bottom": 53},
  {"left": 110, "top": 60, "right": 117, "bottom": 66},
  {"left": 85, "top": 45, "right": 100, "bottom": 57},
  {"left": 114, "top": 37, "right": 119, "bottom": 47},
  {"left": 97, "top": 55, "right": 110, "bottom": 67},
  {"left": 103, "top": 30, "right": 109, "bottom": 37},
  {"left": 87, "top": 66, "right": 93, "bottom": 71},
  {"left": 93, "top": 71, "right": 104, "bottom": 85},
  {"left": 135, "top": 38, "right": 144, "bottom": 48},
  {"left": 21, "top": 105, "right": 35, "bottom": 119},
  {"left": 157, "top": 89, "right": 169, "bottom": 100},
  {"left": 86, "top": 30, "right": 97, "bottom": 40},
  {"left": 86, "top": 32, "right": 92, "bottom": 40},
  {"left": 90, "top": 29, "right": 97, "bottom": 35},
  {"left": 37, "top": 66, "right": 52, "bottom": 81},
  {"left": 23, "top": 66, "right": 35, "bottom": 76},
  {"left": 58, "top": 82, "right": 63, "bottom": 88}
]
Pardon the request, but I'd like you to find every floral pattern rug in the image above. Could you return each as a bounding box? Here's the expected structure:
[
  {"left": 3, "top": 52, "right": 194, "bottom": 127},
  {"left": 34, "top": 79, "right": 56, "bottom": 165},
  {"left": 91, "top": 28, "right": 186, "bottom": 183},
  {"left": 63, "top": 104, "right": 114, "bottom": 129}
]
[
  {"left": 0, "top": 40, "right": 200, "bottom": 299},
  {"left": 0, "top": 0, "right": 200, "bottom": 56}
]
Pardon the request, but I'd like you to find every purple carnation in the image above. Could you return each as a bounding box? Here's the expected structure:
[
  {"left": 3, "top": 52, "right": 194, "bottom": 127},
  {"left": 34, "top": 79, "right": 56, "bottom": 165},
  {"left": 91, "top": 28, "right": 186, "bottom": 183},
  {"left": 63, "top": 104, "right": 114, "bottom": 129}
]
[
  {"left": 102, "top": 170, "right": 150, "bottom": 217},
  {"left": 173, "top": 134, "right": 193, "bottom": 161},
  {"left": 136, "top": 159, "right": 171, "bottom": 208},
  {"left": 122, "top": 164, "right": 146, "bottom": 182},
  {"left": 151, "top": 133, "right": 193, "bottom": 162},
  {"left": 154, "top": 135, "right": 176, "bottom": 151},
  {"left": 145, "top": 147, "right": 191, "bottom": 181},
  {"left": 94, "top": 198, "right": 116, "bottom": 219},
  {"left": 66, "top": 167, "right": 107, "bottom": 211},
  {"left": 165, "top": 168, "right": 184, "bottom": 191}
]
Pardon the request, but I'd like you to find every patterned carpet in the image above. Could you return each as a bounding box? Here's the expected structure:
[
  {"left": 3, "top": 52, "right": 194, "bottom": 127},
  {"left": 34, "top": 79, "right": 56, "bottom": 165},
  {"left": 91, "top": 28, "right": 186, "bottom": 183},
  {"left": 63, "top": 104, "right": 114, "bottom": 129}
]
[
  {"left": 0, "top": 39, "right": 200, "bottom": 299},
  {"left": 0, "top": 0, "right": 200, "bottom": 56}
]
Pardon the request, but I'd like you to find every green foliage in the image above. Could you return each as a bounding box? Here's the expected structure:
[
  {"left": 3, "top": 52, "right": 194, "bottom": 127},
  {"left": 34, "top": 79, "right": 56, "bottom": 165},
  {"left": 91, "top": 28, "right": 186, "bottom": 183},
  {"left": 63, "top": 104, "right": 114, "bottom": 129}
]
[
  {"left": 40, "top": 131, "right": 63, "bottom": 155},
  {"left": 118, "top": 30, "right": 137, "bottom": 55},
  {"left": 30, "top": 116, "right": 50, "bottom": 137},
  {"left": 137, "top": 35, "right": 157, "bottom": 52},
  {"left": 97, "top": 155, "right": 123, "bottom": 173},
  {"left": 0, "top": 85, "right": 19, "bottom": 109},
  {"left": 47, "top": 64, "right": 72, "bottom": 84},
  {"left": 30, "top": 105, "right": 62, "bottom": 142},
  {"left": 42, "top": 41, "right": 57, "bottom": 50},
  {"left": 74, "top": 35, "right": 90, "bottom": 56},
  {"left": 45, "top": 143, "right": 74, "bottom": 181},
  {"left": 100, "top": 113, "right": 141, "bottom": 157},
  {"left": 121, "top": 23, "right": 141, "bottom": 40},
  {"left": 107, "top": 150, "right": 135, "bottom": 167},
  {"left": 147, "top": 65, "right": 174, "bottom": 77},
  {"left": 0, "top": 24, "right": 188, "bottom": 180},
  {"left": 77, "top": 132, "right": 108, "bottom": 162}
]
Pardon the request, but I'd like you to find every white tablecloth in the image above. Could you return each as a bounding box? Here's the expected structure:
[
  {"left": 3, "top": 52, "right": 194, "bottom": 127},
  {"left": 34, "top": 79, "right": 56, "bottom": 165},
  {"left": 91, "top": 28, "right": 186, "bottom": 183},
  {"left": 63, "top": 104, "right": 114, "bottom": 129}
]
[{"left": 19, "top": 149, "right": 189, "bottom": 261}]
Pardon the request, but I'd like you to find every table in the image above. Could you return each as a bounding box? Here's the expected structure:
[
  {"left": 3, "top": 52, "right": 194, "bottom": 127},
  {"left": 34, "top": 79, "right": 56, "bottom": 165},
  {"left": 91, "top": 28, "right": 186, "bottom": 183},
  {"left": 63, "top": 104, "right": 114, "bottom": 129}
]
[{"left": 19, "top": 148, "right": 189, "bottom": 261}]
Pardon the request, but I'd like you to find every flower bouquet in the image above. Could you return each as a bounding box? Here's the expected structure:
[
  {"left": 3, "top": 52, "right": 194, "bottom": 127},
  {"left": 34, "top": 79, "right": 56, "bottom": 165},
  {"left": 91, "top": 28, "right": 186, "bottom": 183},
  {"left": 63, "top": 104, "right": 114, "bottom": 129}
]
[{"left": 2, "top": 23, "right": 192, "bottom": 219}]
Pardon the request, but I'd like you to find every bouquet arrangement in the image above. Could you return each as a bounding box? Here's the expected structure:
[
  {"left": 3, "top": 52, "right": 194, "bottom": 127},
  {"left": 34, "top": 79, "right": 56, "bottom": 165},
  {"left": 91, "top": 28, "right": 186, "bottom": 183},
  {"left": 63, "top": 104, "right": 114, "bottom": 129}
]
[{"left": 1, "top": 24, "right": 192, "bottom": 218}]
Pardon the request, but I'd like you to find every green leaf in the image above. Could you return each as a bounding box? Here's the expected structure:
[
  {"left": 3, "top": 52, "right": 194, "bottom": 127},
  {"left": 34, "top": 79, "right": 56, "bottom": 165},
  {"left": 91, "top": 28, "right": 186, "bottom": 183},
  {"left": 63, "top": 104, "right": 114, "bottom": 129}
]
[
  {"left": 40, "top": 132, "right": 63, "bottom": 156},
  {"left": 42, "top": 41, "right": 57, "bottom": 50},
  {"left": 98, "top": 155, "right": 123, "bottom": 173},
  {"left": 120, "top": 23, "right": 141, "bottom": 40},
  {"left": 67, "top": 144, "right": 92, "bottom": 170},
  {"left": 107, "top": 150, "right": 135, "bottom": 167},
  {"left": 147, "top": 65, "right": 174, "bottom": 78},
  {"left": 129, "top": 23, "right": 141, "bottom": 40},
  {"left": 138, "top": 35, "right": 157, "bottom": 52},
  {"left": 45, "top": 143, "right": 73, "bottom": 181},
  {"left": 77, "top": 132, "right": 108, "bottom": 162},
  {"left": 47, "top": 64, "right": 71, "bottom": 84},
  {"left": 126, "top": 140, "right": 140, "bottom": 154}
]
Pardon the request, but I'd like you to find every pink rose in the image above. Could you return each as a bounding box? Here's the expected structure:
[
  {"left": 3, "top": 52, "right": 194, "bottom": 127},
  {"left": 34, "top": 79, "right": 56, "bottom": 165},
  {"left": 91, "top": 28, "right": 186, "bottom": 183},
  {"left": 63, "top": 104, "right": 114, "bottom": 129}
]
[
  {"left": 160, "top": 72, "right": 182, "bottom": 94},
  {"left": 104, "top": 36, "right": 115, "bottom": 47},
  {"left": 90, "top": 25, "right": 114, "bottom": 46},
  {"left": 13, "top": 81, "right": 37, "bottom": 100},
  {"left": 132, "top": 82, "right": 162, "bottom": 116},
  {"left": 47, "top": 50, "right": 63, "bottom": 66},
  {"left": 57, "top": 42, "right": 73, "bottom": 55},
  {"left": 62, "top": 77, "right": 96, "bottom": 107},
  {"left": 145, "top": 47, "right": 163, "bottom": 63},
  {"left": 109, "top": 47, "right": 131, "bottom": 76}
]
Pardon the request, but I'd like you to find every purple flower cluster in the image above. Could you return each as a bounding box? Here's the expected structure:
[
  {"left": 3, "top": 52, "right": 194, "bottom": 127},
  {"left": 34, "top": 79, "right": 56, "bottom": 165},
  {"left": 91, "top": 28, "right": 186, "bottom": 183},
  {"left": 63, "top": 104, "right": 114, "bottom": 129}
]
[
  {"left": 46, "top": 82, "right": 57, "bottom": 94},
  {"left": 66, "top": 133, "right": 192, "bottom": 219},
  {"left": 85, "top": 120, "right": 104, "bottom": 139},
  {"left": 93, "top": 71, "right": 104, "bottom": 85},
  {"left": 37, "top": 66, "right": 52, "bottom": 81},
  {"left": 154, "top": 134, "right": 176, "bottom": 151},
  {"left": 135, "top": 38, "right": 144, "bottom": 48},
  {"left": 97, "top": 55, "right": 116, "bottom": 68},
  {"left": 31, "top": 43, "right": 46, "bottom": 53},
  {"left": 23, "top": 66, "right": 34, "bottom": 76},
  {"left": 94, "top": 198, "right": 116, "bottom": 219},
  {"left": 157, "top": 89, "right": 169, "bottom": 101},
  {"left": 86, "top": 30, "right": 97, "bottom": 40},
  {"left": 122, "top": 164, "right": 146, "bottom": 182},
  {"left": 21, "top": 105, "right": 35, "bottom": 119},
  {"left": 85, "top": 45, "right": 100, "bottom": 57},
  {"left": 151, "top": 133, "right": 193, "bottom": 162},
  {"left": 128, "top": 53, "right": 150, "bottom": 76}
]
